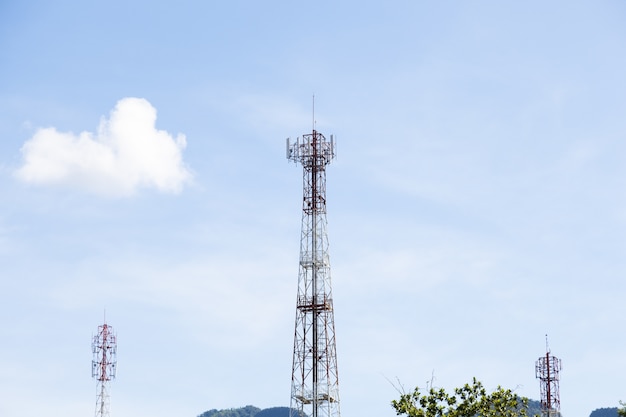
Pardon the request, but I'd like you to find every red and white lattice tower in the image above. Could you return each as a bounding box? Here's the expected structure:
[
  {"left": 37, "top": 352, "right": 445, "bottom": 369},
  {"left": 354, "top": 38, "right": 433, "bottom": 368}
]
[
  {"left": 535, "top": 337, "right": 562, "bottom": 417},
  {"left": 92, "top": 321, "right": 117, "bottom": 417},
  {"left": 286, "top": 125, "right": 340, "bottom": 417}
]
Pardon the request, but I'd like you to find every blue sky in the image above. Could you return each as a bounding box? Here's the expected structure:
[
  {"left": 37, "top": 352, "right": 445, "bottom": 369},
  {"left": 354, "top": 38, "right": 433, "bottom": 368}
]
[{"left": 1, "top": 1, "right": 626, "bottom": 417}]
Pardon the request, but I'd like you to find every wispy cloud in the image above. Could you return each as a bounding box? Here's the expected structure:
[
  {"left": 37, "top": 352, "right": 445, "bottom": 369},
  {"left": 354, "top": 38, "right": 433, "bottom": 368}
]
[{"left": 14, "top": 97, "right": 192, "bottom": 197}]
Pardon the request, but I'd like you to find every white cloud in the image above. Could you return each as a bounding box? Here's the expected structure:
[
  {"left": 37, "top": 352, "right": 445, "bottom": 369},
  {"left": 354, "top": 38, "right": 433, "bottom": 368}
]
[{"left": 14, "top": 97, "right": 192, "bottom": 197}]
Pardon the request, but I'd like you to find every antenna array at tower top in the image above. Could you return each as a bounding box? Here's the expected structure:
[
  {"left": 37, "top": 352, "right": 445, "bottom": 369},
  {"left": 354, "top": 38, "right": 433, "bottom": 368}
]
[{"left": 286, "top": 132, "right": 336, "bottom": 166}]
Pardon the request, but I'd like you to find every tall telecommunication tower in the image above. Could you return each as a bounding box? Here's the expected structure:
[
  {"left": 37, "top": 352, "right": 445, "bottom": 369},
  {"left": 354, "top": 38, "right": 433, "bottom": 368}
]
[
  {"left": 535, "top": 336, "right": 562, "bottom": 417},
  {"left": 286, "top": 121, "right": 340, "bottom": 417},
  {"left": 92, "top": 320, "right": 117, "bottom": 417}
]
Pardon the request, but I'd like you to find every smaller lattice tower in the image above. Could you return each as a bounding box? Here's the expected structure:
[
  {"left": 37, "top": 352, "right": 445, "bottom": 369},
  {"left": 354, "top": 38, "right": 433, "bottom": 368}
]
[
  {"left": 92, "top": 319, "right": 117, "bottom": 417},
  {"left": 535, "top": 336, "right": 562, "bottom": 417}
]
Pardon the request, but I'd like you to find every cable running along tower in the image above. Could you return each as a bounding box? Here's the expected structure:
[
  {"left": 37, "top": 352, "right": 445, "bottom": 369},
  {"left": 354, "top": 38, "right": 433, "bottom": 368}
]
[
  {"left": 535, "top": 336, "right": 562, "bottom": 417},
  {"left": 92, "top": 320, "right": 117, "bottom": 417},
  {"left": 286, "top": 120, "right": 340, "bottom": 417}
]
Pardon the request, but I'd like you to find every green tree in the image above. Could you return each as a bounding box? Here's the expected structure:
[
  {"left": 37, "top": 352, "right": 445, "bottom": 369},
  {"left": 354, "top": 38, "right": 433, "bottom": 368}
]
[
  {"left": 618, "top": 401, "right": 626, "bottom": 417},
  {"left": 392, "top": 377, "right": 529, "bottom": 417}
]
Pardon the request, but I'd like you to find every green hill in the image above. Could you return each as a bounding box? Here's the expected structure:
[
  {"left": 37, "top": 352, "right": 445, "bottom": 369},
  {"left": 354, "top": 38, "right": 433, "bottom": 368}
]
[
  {"left": 198, "top": 401, "right": 538, "bottom": 417},
  {"left": 198, "top": 402, "right": 619, "bottom": 417},
  {"left": 590, "top": 407, "right": 619, "bottom": 417},
  {"left": 256, "top": 407, "right": 294, "bottom": 417},
  {"left": 526, "top": 398, "right": 542, "bottom": 416},
  {"left": 197, "top": 406, "right": 303, "bottom": 417},
  {"left": 198, "top": 405, "right": 261, "bottom": 417}
]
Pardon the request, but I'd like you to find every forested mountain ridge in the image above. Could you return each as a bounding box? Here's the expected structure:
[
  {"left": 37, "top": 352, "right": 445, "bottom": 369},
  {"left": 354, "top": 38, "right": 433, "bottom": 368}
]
[
  {"left": 590, "top": 407, "right": 619, "bottom": 417},
  {"left": 197, "top": 402, "right": 619, "bottom": 417},
  {"left": 198, "top": 406, "right": 295, "bottom": 417},
  {"left": 527, "top": 399, "right": 541, "bottom": 416}
]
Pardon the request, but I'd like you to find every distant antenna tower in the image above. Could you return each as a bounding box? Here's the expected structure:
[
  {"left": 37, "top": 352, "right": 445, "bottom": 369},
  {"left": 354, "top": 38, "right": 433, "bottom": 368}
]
[
  {"left": 92, "top": 319, "right": 117, "bottom": 417},
  {"left": 286, "top": 110, "right": 340, "bottom": 417},
  {"left": 535, "top": 336, "right": 562, "bottom": 417}
]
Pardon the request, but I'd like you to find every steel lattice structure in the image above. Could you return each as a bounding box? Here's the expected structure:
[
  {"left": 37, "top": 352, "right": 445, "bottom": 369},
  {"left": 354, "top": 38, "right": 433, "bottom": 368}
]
[
  {"left": 92, "top": 322, "right": 117, "bottom": 417},
  {"left": 286, "top": 129, "right": 340, "bottom": 417},
  {"left": 535, "top": 340, "right": 562, "bottom": 417}
]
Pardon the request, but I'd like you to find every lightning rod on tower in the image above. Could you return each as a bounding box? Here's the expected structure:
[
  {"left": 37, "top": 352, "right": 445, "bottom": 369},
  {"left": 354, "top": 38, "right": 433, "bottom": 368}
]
[{"left": 286, "top": 108, "right": 341, "bottom": 417}]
